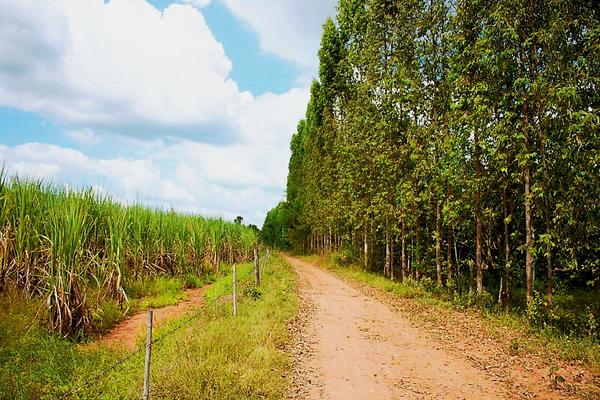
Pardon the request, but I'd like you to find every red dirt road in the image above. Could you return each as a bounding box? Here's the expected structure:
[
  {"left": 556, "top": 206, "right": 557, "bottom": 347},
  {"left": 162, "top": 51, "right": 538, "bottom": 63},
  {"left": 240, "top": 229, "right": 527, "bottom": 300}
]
[{"left": 286, "top": 255, "right": 504, "bottom": 399}]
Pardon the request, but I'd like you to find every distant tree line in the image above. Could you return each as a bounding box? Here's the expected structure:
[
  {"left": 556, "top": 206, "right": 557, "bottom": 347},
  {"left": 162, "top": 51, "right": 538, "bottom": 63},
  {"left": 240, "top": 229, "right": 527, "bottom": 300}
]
[{"left": 263, "top": 0, "right": 599, "bottom": 307}]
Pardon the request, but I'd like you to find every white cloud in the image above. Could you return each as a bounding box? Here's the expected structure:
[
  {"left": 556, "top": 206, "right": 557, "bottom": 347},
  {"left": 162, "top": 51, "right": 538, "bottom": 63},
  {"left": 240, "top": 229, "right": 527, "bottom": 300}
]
[
  {"left": 232, "top": 87, "right": 309, "bottom": 147},
  {"left": 0, "top": 0, "right": 246, "bottom": 134},
  {"left": 220, "top": 0, "right": 336, "bottom": 69}
]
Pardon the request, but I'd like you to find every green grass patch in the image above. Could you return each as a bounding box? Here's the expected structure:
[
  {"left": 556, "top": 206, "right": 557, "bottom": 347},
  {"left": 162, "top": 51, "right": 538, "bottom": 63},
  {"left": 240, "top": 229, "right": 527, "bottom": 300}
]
[
  {"left": 130, "top": 277, "right": 188, "bottom": 310},
  {"left": 0, "top": 257, "right": 298, "bottom": 399},
  {"left": 0, "top": 289, "right": 124, "bottom": 400}
]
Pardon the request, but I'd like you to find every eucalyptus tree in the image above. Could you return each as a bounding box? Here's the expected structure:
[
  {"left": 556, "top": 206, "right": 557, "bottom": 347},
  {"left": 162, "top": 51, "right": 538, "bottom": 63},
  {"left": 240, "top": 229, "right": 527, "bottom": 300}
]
[{"left": 263, "top": 0, "right": 599, "bottom": 312}]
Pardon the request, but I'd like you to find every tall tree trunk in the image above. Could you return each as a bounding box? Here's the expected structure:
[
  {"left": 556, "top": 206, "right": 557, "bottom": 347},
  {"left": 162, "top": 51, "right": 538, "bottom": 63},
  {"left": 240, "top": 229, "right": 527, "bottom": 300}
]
[
  {"left": 475, "top": 129, "right": 484, "bottom": 296},
  {"left": 416, "top": 217, "right": 421, "bottom": 281},
  {"left": 524, "top": 116, "right": 534, "bottom": 304},
  {"left": 390, "top": 237, "right": 395, "bottom": 281},
  {"left": 385, "top": 227, "right": 390, "bottom": 277},
  {"left": 401, "top": 217, "right": 407, "bottom": 282},
  {"left": 436, "top": 200, "right": 443, "bottom": 287},
  {"left": 446, "top": 185, "right": 453, "bottom": 284},
  {"left": 503, "top": 186, "right": 512, "bottom": 309},
  {"left": 523, "top": 0, "right": 538, "bottom": 306},
  {"left": 363, "top": 227, "right": 369, "bottom": 270},
  {"left": 410, "top": 235, "right": 414, "bottom": 280},
  {"left": 540, "top": 135, "right": 553, "bottom": 304}
]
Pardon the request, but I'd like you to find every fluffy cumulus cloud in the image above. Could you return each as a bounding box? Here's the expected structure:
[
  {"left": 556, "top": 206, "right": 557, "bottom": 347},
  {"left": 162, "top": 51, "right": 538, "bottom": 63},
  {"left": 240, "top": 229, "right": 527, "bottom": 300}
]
[
  {"left": 0, "top": 0, "right": 250, "bottom": 135},
  {"left": 221, "top": 0, "right": 337, "bottom": 70},
  {"left": 0, "top": 0, "right": 320, "bottom": 224}
]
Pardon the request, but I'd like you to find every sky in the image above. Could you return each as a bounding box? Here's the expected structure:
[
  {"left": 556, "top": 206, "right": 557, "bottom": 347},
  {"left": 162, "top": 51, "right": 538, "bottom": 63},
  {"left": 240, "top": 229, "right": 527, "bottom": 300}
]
[{"left": 0, "top": 0, "right": 336, "bottom": 226}]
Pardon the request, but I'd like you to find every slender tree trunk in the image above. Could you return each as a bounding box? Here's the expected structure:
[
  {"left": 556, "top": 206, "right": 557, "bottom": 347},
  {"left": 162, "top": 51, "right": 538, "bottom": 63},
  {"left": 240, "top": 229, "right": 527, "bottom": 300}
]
[
  {"left": 454, "top": 239, "right": 460, "bottom": 289},
  {"left": 476, "top": 217, "right": 483, "bottom": 296},
  {"left": 410, "top": 235, "right": 414, "bottom": 280},
  {"left": 436, "top": 200, "right": 443, "bottom": 287},
  {"left": 503, "top": 187, "right": 512, "bottom": 308},
  {"left": 523, "top": 0, "right": 537, "bottom": 305},
  {"left": 475, "top": 129, "right": 484, "bottom": 297},
  {"left": 390, "top": 237, "right": 395, "bottom": 281},
  {"left": 524, "top": 119, "right": 534, "bottom": 304},
  {"left": 446, "top": 185, "right": 453, "bottom": 284},
  {"left": 401, "top": 217, "right": 407, "bottom": 282},
  {"left": 385, "top": 228, "right": 390, "bottom": 277},
  {"left": 540, "top": 137, "right": 553, "bottom": 304},
  {"left": 416, "top": 217, "right": 421, "bottom": 281},
  {"left": 447, "top": 226, "right": 453, "bottom": 283},
  {"left": 363, "top": 227, "right": 369, "bottom": 270}
]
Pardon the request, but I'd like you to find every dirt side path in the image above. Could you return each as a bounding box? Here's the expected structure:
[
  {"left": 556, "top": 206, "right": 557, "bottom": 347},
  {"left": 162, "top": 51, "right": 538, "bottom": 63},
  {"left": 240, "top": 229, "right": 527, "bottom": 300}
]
[
  {"left": 95, "top": 286, "right": 208, "bottom": 350},
  {"left": 285, "top": 255, "right": 505, "bottom": 400}
]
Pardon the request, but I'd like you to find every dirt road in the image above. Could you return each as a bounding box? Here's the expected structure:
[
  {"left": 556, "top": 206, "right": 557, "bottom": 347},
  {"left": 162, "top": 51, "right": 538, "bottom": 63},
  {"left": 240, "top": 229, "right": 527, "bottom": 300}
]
[{"left": 286, "top": 255, "right": 507, "bottom": 400}]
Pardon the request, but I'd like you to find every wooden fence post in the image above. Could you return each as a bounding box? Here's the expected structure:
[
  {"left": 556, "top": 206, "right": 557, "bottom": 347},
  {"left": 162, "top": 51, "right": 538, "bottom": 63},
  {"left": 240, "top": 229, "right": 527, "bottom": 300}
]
[
  {"left": 261, "top": 248, "right": 269, "bottom": 275},
  {"left": 233, "top": 263, "right": 237, "bottom": 317},
  {"left": 254, "top": 247, "right": 260, "bottom": 287},
  {"left": 143, "top": 310, "right": 153, "bottom": 400}
]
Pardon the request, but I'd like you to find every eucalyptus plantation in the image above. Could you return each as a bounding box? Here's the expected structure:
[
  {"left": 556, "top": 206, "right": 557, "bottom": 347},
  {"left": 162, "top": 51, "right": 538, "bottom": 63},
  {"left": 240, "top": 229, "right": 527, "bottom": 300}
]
[{"left": 263, "top": 0, "right": 599, "bottom": 337}]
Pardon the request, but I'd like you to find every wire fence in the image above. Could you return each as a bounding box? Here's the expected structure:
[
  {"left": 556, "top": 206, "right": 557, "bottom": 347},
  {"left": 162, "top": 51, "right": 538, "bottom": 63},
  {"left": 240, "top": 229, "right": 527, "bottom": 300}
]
[
  {"left": 58, "top": 249, "right": 270, "bottom": 399},
  {"left": 59, "top": 306, "right": 206, "bottom": 399}
]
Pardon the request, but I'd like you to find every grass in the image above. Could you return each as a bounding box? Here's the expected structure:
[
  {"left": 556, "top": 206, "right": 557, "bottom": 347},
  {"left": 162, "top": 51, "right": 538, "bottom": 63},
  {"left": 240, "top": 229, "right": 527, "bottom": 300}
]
[
  {"left": 127, "top": 274, "right": 215, "bottom": 311},
  {"left": 302, "top": 253, "right": 600, "bottom": 370},
  {"left": 0, "top": 254, "right": 298, "bottom": 400},
  {"left": 0, "top": 288, "right": 121, "bottom": 400}
]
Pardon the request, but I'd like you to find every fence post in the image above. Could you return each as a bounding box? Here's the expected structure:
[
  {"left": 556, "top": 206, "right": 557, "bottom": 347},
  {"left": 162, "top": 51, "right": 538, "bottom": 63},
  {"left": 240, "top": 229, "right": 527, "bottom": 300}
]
[
  {"left": 233, "top": 263, "right": 237, "bottom": 317},
  {"left": 254, "top": 247, "right": 260, "bottom": 287},
  {"left": 143, "top": 310, "right": 153, "bottom": 400},
  {"left": 261, "top": 248, "right": 269, "bottom": 275}
]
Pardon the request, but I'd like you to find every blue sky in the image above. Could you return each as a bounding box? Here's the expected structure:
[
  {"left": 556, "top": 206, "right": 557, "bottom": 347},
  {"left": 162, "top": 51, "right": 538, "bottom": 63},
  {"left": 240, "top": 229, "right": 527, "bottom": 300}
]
[{"left": 0, "top": 0, "right": 336, "bottom": 225}]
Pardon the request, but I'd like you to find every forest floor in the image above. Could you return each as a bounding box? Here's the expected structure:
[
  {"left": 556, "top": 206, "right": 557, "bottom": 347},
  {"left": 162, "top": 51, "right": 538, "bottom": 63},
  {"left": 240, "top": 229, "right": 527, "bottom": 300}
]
[
  {"left": 284, "top": 255, "right": 600, "bottom": 400},
  {"left": 95, "top": 286, "right": 208, "bottom": 349}
]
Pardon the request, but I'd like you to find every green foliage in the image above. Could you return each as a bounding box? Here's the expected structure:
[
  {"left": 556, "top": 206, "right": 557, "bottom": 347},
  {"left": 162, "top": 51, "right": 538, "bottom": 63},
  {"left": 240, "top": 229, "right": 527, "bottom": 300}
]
[
  {"left": 261, "top": 202, "right": 293, "bottom": 249},
  {"left": 264, "top": 0, "right": 600, "bottom": 338}
]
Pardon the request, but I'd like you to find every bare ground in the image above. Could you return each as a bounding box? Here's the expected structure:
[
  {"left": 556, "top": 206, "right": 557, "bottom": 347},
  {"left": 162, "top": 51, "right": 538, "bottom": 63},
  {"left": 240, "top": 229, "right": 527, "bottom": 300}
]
[
  {"left": 95, "top": 286, "right": 208, "bottom": 350},
  {"left": 284, "top": 255, "right": 600, "bottom": 400}
]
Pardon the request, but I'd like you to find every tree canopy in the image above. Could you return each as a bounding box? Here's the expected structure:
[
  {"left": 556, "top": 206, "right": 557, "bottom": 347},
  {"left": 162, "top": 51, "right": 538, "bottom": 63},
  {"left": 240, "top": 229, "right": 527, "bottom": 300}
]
[{"left": 263, "top": 0, "right": 599, "bottom": 309}]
